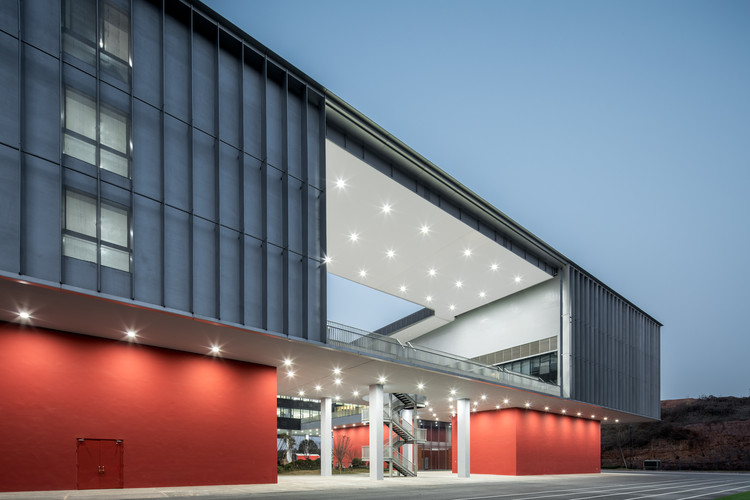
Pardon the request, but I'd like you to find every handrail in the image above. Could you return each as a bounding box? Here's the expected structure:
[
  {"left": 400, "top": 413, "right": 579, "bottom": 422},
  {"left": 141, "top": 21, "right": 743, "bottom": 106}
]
[
  {"left": 327, "top": 321, "right": 559, "bottom": 395},
  {"left": 361, "top": 445, "right": 416, "bottom": 476},
  {"left": 361, "top": 408, "right": 427, "bottom": 443}
]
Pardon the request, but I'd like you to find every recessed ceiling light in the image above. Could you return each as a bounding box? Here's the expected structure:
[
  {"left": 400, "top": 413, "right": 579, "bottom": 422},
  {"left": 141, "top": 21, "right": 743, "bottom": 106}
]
[
  {"left": 126, "top": 330, "right": 137, "bottom": 339},
  {"left": 490, "top": 263, "right": 499, "bottom": 271},
  {"left": 450, "top": 389, "right": 457, "bottom": 396},
  {"left": 378, "top": 376, "right": 386, "bottom": 384},
  {"left": 524, "top": 402, "right": 531, "bottom": 408},
  {"left": 454, "top": 280, "right": 463, "bottom": 288},
  {"left": 473, "top": 401, "right": 478, "bottom": 406},
  {"left": 481, "top": 394, "right": 487, "bottom": 400},
  {"left": 562, "top": 409, "right": 567, "bottom": 414},
  {"left": 335, "top": 178, "right": 346, "bottom": 189},
  {"left": 334, "top": 378, "right": 342, "bottom": 385},
  {"left": 425, "top": 295, "right": 433, "bottom": 302},
  {"left": 323, "top": 255, "right": 332, "bottom": 265},
  {"left": 353, "top": 390, "right": 359, "bottom": 396},
  {"left": 283, "top": 358, "right": 293, "bottom": 367},
  {"left": 18, "top": 311, "right": 30, "bottom": 320},
  {"left": 358, "top": 269, "right": 368, "bottom": 278},
  {"left": 420, "top": 224, "right": 430, "bottom": 235},
  {"left": 496, "top": 405, "right": 500, "bottom": 409},
  {"left": 449, "top": 304, "right": 455, "bottom": 311},
  {"left": 479, "top": 291, "right": 486, "bottom": 299},
  {"left": 381, "top": 203, "right": 392, "bottom": 214},
  {"left": 335, "top": 395, "right": 340, "bottom": 401},
  {"left": 333, "top": 368, "right": 341, "bottom": 375},
  {"left": 424, "top": 401, "right": 430, "bottom": 407},
  {"left": 514, "top": 276, "right": 522, "bottom": 283},
  {"left": 544, "top": 406, "right": 549, "bottom": 411},
  {"left": 427, "top": 268, "right": 437, "bottom": 277},
  {"left": 287, "top": 370, "right": 295, "bottom": 378},
  {"left": 615, "top": 419, "right": 619, "bottom": 423},
  {"left": 299, "top": 390, "right": 305, "bottom": 396},
  {"left": 386, "top": 249, "right": 396, "bottom": 259},
  {"left": 417, "top": 383, "right": 425, "bottom": 390},
  {"left": 399, "top": 285, "right": 407, "bottom": 293},
  {"left": 503, "top": 399, "right": 509, "bottom": 404},
  {"left": 604, "top": 417, "right": 608, "bottom": 421},
  {"left": 349, "top": 232, "right": 359, "bottom": 243},
  {"left": 315, "top": 384, "right": 322, "bottom": 391},
  {"left": 577, "top": 412, "right": 582, "bottom": 416},
  {"left": 591, "top": 415, "right": 596, "bottom": 419},
  {"left": 463, "top": 249, "right": 472, "bottom": 257},
  {"left": 210, "top": 345, "right": 221, "bottom": 354}
]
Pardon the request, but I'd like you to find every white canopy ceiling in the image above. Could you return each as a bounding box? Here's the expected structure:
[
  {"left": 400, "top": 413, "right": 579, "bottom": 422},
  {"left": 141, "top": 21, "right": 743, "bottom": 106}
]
[{"left": 325, "top": 141, "right": 553, "bottom": 342}]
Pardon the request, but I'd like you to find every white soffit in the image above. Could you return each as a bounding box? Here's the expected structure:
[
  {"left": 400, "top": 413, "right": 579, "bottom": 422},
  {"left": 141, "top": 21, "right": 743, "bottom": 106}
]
[{"left": 325, "top": 141, "right": 553, "bottom": 340}]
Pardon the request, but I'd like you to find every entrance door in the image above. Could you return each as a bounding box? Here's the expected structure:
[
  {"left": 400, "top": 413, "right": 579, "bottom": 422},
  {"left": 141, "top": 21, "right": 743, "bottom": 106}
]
[{"left": 76, "top": 438, "right": 123, "bottom": 489}]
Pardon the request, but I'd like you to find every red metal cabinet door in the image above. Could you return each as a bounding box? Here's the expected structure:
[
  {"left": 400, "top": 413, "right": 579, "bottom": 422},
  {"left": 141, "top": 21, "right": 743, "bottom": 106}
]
[{"left": 77, "top": 439, "right": 123, "bottom": 489}]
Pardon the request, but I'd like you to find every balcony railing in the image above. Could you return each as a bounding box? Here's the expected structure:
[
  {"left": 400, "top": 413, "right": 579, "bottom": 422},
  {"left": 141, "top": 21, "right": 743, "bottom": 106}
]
[{"left": 327, "top": 321, "right": 559, "bottom": 395}]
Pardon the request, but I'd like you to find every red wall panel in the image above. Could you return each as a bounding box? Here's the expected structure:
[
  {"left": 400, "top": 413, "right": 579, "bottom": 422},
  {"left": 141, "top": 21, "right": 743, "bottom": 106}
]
[
  {"left": 470, "top": 410, "right": 518, "bottom": 475},
  {"left": 451, "top": 409, "right": 600, "bottom": 475},
  {"left": 332, "top": 425, "right": 369, "bottom": 467},
  {"left": 515, "top": 409, "right": 600, "bottom": 475},
  {"left": 0, "top": 323, "right": 278, "bottom": 492}
]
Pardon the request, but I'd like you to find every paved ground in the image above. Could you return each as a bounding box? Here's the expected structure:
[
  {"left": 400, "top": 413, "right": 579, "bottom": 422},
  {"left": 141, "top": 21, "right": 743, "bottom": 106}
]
[{"left": 1, "top": 470, "right": 749, "bottom": 500}]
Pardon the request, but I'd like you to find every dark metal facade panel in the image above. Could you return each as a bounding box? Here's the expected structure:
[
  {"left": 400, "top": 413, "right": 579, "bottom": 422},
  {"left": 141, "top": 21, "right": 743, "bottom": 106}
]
[
  {"left": 1, "top": 0, "right": 326, "bottom": 342},
  {"left": 569, "top": 266, "right": 661, "bottom": 419}
]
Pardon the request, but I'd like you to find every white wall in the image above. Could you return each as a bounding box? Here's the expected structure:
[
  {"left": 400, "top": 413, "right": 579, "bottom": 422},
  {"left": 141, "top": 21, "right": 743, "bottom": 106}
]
[{"left": 412, "top": 276, "right": 559, "bottom": 359}]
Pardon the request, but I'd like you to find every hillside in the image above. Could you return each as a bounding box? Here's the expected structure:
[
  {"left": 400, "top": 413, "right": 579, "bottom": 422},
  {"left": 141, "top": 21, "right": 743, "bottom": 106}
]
[{"left": 601, "top": 396, "right": 750, "bottom": 470}]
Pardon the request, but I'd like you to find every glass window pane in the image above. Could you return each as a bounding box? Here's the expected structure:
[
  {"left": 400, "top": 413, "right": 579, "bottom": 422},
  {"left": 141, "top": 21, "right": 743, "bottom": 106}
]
[
  {"left": 65, "top": 191, "right": 97, "bottom": 237},
  {"left": 101, "top": 245, "right": 129, "bottom": 271},
  {"left": 101, "top": 203, "right": 128, "bottom": 247},
  {"left": 63, "top": 33, "right": 96, "bottom": 66},
  {"left": 100, "top": 106, "right": 127, "bottom": 153},
  {"left": 100, "top": 149, "right": 129, "bottom": 177},
  {"left": 63, "top": 235, "right": 97, "bottom": 263},
  {"left": 63, "top": 0, "right": 96, "bottom": 65},
  {"left": 65, "top": 89, "right": 96, "bottom": 140},
  {"left": 63, "top": 133, "right": 96, "bottom": 165},
  {"left": 102, "top": 2, "right": 129, "bottom": 62}
]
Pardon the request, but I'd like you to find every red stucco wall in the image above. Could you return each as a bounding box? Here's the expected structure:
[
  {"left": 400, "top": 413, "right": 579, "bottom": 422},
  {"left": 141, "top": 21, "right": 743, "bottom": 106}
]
[
  {"left": 452, "top": 408, "right": 600, "bottom": 475},
  {"left": 0, "top": 323, "right": 278, "bottom": 492},
  {"left": 332, "top": 425, "right": 369, "bottom": 467}
]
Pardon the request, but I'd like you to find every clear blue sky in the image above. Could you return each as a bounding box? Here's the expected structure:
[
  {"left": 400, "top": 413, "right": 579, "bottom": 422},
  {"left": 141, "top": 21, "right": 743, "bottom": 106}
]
[{"left": 204, "top": 0, "right": 750, "bottom": 400}]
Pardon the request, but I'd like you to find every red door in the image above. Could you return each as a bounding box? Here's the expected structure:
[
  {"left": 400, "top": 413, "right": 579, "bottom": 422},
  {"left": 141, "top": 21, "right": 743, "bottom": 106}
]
[{"left": 76, "top": 439, "right": 123, "bottom": 489}]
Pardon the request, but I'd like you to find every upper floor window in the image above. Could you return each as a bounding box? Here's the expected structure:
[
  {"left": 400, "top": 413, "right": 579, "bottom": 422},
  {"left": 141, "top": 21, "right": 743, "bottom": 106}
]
[
  {"left": 63, "top": 0, "right": 130, "bottom": 83},
  {"left": 63, "top": 189, "right": 130, "bottom": 272},
  {"left": 63, "top": 87, "right": 130, "bottom": 178}
]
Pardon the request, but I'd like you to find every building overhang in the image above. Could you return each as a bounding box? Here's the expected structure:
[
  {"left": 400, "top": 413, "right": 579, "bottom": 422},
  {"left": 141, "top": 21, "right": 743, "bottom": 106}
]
[
  {"left": 0, "top": 274, "right": 656, "bottom": 424},
  {"left": 325, "top": 140, "right": 554, "bottom": 341}
]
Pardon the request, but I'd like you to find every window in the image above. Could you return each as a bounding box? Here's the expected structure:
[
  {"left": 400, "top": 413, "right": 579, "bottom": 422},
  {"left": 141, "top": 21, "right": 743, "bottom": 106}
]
[
  {"left": 63, "top": 0, "right": 130, "bottom": 82},
  {"left": 63, "top": 87, "right": 130, "bottom": 178},
  {"left": 63, "top": 0, "right": 96, "bottom": 66},
  {"left": 63, "top": 190, "right": 130, "bottom": 272},
  {"left": 100, "top": 2, "right": 130, "bottom": 81},
  {"left": 498, "top": 352, "right": 558, "bottom": 384}
]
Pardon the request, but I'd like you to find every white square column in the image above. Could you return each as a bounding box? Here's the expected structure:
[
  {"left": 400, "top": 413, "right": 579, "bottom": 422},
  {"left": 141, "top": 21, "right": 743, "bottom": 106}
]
[
  {"left": 369, "top": 384, "right": 384, "bottom": 480},
  {"left": 402, "top": 408, "right": 414, "bottom": 464},
  {"left": 320, "top": 397, "right": 332, "bottom": 476},
  {"left": 456, "top": 398, "right": 471, "bottom": 478}
]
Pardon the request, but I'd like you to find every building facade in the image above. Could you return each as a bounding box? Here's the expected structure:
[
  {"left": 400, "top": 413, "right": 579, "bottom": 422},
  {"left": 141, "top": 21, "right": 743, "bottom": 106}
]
[{"left": 0, "top": 0, "right": 660, "bottom": 492}]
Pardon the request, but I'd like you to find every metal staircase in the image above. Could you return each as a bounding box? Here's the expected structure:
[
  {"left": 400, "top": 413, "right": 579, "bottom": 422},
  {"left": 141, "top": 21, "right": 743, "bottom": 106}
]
[{"left": 361, "top": 393, "right": 426, "bottom": 477}]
